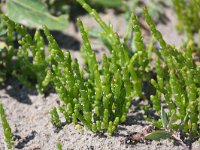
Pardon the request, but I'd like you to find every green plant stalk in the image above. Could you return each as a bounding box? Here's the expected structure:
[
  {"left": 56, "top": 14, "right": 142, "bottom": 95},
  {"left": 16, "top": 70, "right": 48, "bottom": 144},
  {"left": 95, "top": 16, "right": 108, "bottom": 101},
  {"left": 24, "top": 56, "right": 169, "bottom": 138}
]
[
  {"left": 77, "top": 19, "right": 102, "bottom": 116},
  {"left": 132, "top": 13, "right": 148, "bottom": 72},
  {"left": 77, "top": 0, "right": 114, "bottom": 36},
  {"left": 50, "top": 107, "right": 62, "bottom": 128},
  {"left": 0, "top": 103, "right": 13, "bottom": 150}
]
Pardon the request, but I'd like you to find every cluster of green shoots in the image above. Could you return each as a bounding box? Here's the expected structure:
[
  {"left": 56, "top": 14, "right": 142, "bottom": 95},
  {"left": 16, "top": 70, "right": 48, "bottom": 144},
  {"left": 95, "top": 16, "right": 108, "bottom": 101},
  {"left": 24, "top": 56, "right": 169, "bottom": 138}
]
[
  {"left": 0, "top": 103, "right": 13, "bottom": 150},
  {"left": 144, "top": 8, "right": 200, "bottom": 140},
  {"left": 46, "top": 9, "right": 146, "bottom": 134},
  {"left": 172, "top": 0, "right": 200, "bottom": 37},
  {"left": 0, "top": 0, "right": 200, "bottom": 144},
  {"left": 1, "top": 15, "right": 49, "bottom": 93},
  {"left": 0, "top": 0, "right": 149, "bottom": 136}
]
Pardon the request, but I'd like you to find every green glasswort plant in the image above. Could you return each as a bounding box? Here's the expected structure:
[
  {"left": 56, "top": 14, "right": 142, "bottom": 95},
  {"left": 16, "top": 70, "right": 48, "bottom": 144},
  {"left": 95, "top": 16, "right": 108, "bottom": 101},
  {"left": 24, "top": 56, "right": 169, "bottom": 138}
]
[
  {"left": 0, "top": 103, "right": 13, "bottom": 150},
  {"left": 1, "top": 15, "right": 50, "bottom": 93},
  {"left": 172, "top": 0, "right": 200, "bottom": 37},
  {"left": 1, "top": 0, "right": 149, "bottom": 134},
  {"left": 144, "top": 8, "right": 200, "bottom": 141},
  {"left": 44, "top": 23, "right": 133, "bottom": 135},
  {"left": 41, "top": 0, "right": 151, "bottom": 135},
  {"left": 0, "top": 0, "right": 199, "bottom": 145}
]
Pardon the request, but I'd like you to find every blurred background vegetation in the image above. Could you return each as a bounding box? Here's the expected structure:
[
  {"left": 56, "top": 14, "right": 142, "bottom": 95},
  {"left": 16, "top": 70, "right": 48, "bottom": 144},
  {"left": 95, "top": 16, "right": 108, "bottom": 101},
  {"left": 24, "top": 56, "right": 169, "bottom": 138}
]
[{"left": 0, "top": 0, "right": 171, "bottom": 30}]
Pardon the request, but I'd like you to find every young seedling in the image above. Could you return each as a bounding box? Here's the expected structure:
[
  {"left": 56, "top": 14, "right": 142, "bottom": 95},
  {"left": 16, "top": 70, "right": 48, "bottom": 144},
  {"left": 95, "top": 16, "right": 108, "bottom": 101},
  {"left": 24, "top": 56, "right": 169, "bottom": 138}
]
[
  {"left": 0, "top": 103, "right": 13, "bottom": 150},
  {"left": 57, "top": 142, "right": 63, "bottom": 150},
  {"left": 50, "top": 107, "right": 62, "bottom": 129}
]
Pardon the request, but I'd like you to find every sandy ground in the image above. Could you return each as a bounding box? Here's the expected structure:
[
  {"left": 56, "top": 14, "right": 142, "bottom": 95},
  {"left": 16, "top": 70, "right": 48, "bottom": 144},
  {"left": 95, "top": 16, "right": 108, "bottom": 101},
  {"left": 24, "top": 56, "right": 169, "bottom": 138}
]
[{"left": 0, "top": 4, "right": 199, "bottom": 150}]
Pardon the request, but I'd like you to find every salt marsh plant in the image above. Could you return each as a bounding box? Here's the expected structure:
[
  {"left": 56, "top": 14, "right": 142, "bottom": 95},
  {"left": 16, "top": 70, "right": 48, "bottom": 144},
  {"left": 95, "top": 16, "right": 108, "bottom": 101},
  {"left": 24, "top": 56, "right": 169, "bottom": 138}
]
[
  {"left": 0, "top": 103, "right": 13, "bottom": 150},
  {"left": 45, "top": 21, "right": 138, "bottom": 134},
  {"left": 1, "top": 0, "right": 200, "bottom": 143},
  {"left": 1, "top": 11, "right": 149, "bottom": 142},
  {"left": 1, "top": 15, "right": 49, "bottom": 93},
  {"left": 144, "top": 8, "right": 200, "bottom": 140},
  {"left": 46, "top": 0, "right": 150, "bottom": 135}
]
